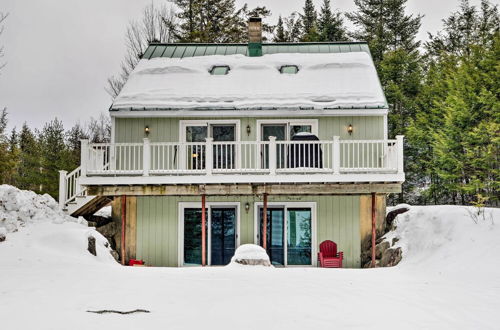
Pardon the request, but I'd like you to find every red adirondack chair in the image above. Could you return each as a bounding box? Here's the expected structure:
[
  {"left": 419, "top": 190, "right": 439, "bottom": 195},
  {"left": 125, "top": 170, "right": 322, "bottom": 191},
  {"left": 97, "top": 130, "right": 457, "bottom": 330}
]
[{"left": 318, "top": 240, "right": 343, "bottom": 268}]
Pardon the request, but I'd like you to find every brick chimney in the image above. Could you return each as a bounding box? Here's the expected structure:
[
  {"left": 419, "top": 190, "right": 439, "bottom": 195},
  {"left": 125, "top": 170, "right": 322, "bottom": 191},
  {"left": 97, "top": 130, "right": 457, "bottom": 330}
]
[{"left": 248, "top": 17, "right": 262, "bottom": 57}]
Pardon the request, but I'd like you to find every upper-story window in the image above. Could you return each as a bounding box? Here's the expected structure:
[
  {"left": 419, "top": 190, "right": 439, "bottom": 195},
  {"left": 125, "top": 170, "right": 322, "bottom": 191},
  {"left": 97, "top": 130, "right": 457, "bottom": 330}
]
[
  {"left": 279, "top": 65, "right": 299, "bottom": 74},
  {"left": 210, "top": 65, "right": 230, "bottom": 75}
]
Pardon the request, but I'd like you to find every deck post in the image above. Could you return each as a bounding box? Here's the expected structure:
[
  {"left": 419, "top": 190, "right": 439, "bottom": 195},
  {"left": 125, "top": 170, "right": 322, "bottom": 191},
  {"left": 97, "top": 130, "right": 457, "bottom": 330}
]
[
  {"left": 143, "top": 138, "right": 150, "bottom": 177},
  {"left": 121, "top": 195, "right": 127, "bottom": 266},
  {"left": 205, "top": 137, "right": 213, "bottom": 176},
  {"left": 332, "top": 136, "right": 340, "bottom": 174},
  {"left": 80, "top": 139, "right": 89, "bottom": 177},
  {"left": 268, "top": 136, "right": 277, "bottom": 175},
  {"left": 201, "top": 194, "right": 207, "bottom": 266},
  {"left": 396, "top": 135, "right": 404, "bottom": 174},
  {"left": 58, "top": 170, "right": 67, "bottom": 210},
  {"left": 371, "top": 192, "right": 376, "bottom": 268},
  {"left": 262, "top": 193, "right": 268, "bottom": 250}
]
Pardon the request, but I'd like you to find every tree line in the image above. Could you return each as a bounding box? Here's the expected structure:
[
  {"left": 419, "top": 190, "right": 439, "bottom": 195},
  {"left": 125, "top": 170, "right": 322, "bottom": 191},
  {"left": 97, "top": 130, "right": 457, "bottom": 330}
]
[
  {"left": 0, "top": 112, "right": 110, "bottom": 198},
  {"left": 0, "top": 0, "right": 498, "bottom": 206}
]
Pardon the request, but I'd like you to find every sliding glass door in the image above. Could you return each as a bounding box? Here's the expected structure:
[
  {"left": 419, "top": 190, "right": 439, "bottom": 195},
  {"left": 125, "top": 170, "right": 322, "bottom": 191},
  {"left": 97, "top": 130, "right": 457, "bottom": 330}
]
[
  {"left": 258, "top": 206, "right": 312, "bottom": 266},
  {"left": 183, "top": 206, "right": 237, "bottom": 266}
]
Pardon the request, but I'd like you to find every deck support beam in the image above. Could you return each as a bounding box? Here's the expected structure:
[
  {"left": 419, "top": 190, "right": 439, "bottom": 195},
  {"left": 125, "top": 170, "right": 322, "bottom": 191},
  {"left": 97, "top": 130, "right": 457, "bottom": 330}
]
[
  {"left": 371, "top": 192, "right": 376, "bottom": 268},
  {"left": 262, "top": 193, "right": 268, "bottom": 250},
  {"left": 201, "top": 194, "right": 206, "bottom": 267},
  {"left": 121, "top": 195, "right": 127, "bottom": 266}
]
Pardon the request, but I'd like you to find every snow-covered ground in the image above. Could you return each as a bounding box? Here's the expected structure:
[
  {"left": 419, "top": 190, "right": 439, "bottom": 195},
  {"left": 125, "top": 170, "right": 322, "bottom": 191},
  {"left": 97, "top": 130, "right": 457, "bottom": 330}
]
[{"left": 1, "top": 185, "right": 499, "bottom": 330}]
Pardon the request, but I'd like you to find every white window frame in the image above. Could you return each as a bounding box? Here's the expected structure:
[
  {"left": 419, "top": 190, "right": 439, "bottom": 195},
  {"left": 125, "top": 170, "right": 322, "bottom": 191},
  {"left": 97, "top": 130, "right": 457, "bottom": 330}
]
[
  {"left": 253, "top": 201, "right": 317, "bottom": 267},
  {"left": 178, "top": 202, "right": 241, "bottom": 267},
  {"left": 256, "top": 119, "right": 319, "bottom": 142},
  {"left": 179, "top": 120, "right": 241, "bottom": 170}
]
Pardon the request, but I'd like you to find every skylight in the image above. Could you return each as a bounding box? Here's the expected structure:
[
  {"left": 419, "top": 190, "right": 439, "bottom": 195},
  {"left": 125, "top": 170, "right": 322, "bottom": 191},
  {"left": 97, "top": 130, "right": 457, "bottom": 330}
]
[
  {"left": 280, "top": 65, "right": 299, "bottom": 74},
  {"left": 210, "top": 65, "right": 230, "bottom": 75}
]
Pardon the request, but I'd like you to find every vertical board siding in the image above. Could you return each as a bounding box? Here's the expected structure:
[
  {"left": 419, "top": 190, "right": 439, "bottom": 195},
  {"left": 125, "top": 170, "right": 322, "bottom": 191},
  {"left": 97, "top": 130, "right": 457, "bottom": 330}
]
[
  {"left": 115, "top": 116, "right": 384, "bottom": 143},
  {"left": 136, "top": 195, "right": 361, "bottom": 268}
]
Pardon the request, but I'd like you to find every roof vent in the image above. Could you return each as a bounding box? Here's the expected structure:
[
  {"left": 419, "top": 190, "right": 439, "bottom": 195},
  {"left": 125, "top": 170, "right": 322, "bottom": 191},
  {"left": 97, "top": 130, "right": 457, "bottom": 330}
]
[{"left": 248, "top": 17, "right": 262, "bottom": 57}]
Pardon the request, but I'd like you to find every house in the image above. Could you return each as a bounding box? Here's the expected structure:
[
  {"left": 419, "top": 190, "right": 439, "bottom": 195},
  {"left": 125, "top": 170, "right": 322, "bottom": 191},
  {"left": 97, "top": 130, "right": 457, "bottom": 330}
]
[{"left": 58, "top": 18, "right": 404, "bottom": 268}]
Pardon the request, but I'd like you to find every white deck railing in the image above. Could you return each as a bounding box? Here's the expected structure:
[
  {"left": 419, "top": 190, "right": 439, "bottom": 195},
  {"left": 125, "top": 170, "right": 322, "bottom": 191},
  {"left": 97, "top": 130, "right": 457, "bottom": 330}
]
[{"left": 77, "top": 136, "right": 404, "bottom": 178}]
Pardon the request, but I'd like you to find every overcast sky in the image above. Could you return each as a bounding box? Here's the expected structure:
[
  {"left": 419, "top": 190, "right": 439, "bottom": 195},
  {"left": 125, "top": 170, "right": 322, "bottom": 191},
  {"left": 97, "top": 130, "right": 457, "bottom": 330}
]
[{"left": 0, "top": 0, "right": 494, "bottom": 130}]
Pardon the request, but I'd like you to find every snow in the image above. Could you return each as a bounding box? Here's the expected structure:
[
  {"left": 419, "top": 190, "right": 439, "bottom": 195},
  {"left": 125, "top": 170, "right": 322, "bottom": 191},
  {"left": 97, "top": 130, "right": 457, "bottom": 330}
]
[
  {"left": 1, "top": 192, "right": 500, "bottom": 329},
  {"left": 93, "top": 205, "right": 112, "bottom": 218},
  {"left": 112, "top": 53, "right": 387, "bottom": 111},
  {"left": 229, "top": 243, "right": 271, "bottom": 266}
]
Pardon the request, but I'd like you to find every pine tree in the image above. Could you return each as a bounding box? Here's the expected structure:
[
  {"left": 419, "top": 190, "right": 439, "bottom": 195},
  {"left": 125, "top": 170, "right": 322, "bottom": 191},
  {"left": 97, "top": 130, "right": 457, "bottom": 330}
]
[
  {"left": 274, "top": 16, "right": 286, "bottom": 42},
  {"left": 347, "top": 0, "right": 422, "bottom": 64},
  {"left": 39, "top": 119, "right": 72, "bottom": 199},
  {"left": 4, "top": 128, "right": 19, "bottom": 185},
  {"left": 0, "top": 108, "right": 10, "bottom": 183},
  {"left": 317, "top": 0, "right": 347, "bottom": 41},
  {"left": 66, "top": 123, "right": 89, "bottom": 169},
  {"left": 301, "top": 0, "right": 319, "bottom": 41},
  {"left": 16, "top": 123, "right": 42, "bottom": 192},
  {"left": 426, "top": 0, "right": 499, "bottom": 58}
]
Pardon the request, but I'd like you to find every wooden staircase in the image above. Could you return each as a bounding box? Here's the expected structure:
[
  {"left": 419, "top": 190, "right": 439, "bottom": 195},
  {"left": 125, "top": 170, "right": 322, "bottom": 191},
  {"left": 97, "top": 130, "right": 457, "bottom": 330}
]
[{"left": 67, "top": 195, "right": 113, "bottom": 217}]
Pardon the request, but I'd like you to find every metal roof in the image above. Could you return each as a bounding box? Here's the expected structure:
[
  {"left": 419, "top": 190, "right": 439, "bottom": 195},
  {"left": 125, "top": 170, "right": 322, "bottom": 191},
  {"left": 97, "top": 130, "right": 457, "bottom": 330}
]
[{"left": 142, "top": 42, "right": 371, "bottom": 60}]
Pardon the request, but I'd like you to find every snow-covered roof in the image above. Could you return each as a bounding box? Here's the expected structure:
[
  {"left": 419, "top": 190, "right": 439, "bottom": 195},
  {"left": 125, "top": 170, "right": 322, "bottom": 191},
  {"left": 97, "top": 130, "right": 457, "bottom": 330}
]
[{"left": 112, "top": 51, "right": 387, "bottom": 111}]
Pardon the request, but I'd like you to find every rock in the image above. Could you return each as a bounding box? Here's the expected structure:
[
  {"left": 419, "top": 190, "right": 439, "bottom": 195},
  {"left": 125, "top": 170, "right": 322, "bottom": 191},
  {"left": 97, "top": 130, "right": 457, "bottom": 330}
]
[
  {"left": 380, "top": 247, "right": 402, "bottom": 267},
  {"left": 88, "top": 236, "right": 97, "bottom": 256},
  {"left": 375, "top": 241, "right": 390, "bottom": 259},
  {"left": 392, "top": 237, "right": 400, "bottom": 246},
  {"left": 87, "top": 221, "right": 97, "bottom": 228},
  {"left": 96, "top": 222, "right": 117, "bottom": 238},
  {"left": 0, "top": 233, "right": 6, "bottom": 242},
  {"left": 386, "top": 207, "right": 410, "bottom": 229},
  {"left": 110, "top": 250, "right": 119, "bottom": 261}
]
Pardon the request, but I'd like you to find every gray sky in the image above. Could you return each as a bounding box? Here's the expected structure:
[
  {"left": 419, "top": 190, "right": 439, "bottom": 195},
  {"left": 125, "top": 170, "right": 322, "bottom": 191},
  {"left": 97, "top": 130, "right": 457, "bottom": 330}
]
[{"left": 0, "top": 0, "right": 494, "bottom": 130}]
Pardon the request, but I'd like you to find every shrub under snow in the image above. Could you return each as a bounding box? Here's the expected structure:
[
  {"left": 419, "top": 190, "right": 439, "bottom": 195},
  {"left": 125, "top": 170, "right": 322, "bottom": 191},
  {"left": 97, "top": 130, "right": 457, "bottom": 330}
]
[{"left": 230, "top": 244, "right": 271, "bottom": 266}]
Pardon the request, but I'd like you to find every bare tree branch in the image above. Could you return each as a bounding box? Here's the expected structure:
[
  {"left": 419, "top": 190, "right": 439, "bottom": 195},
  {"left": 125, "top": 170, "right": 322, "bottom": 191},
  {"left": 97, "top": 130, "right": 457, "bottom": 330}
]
[
  {"left": 0, "top": 12, "right": 9, "bottom": 73},
  {"left": 106, "top": 4, "right": 177, "bottom": 98}
]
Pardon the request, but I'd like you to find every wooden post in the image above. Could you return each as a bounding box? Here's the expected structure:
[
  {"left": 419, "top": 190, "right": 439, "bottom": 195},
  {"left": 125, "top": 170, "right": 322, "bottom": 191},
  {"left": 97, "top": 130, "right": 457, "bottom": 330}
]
[
  {"left": 332, "top": 136, "right": 340, "bottom": 174},
  {"left": 80, "top": 139, "right": 89, "bottom": 177},
  {"left": 205, "top": 138, "right": 213, "bottom": 175},
  {"left": 371, "top": 192, "right": 376, "bottom": 268},
  {"left": 201, "top": 194, "right": 206, "bottom": 266},
  {"left": 268, "top": 136, "right": 277, "bottom": 175},
  {"left": 396, "top": 135, "right": 404, "bottom": 174},
  {"left": 143, "top": 138, "right": 150, "bottom": 177},
  {"left": 262, "top": 193, "right": 268, "bottom": 250},
  {"left": 121, "top": 195, "right": 127, "bottom": 266}
]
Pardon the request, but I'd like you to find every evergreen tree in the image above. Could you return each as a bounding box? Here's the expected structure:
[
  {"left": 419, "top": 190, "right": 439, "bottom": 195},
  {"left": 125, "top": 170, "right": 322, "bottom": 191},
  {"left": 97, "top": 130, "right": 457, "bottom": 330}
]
[
  {"left": 0, "top": 108, "right": 10, "bottom": 183},
  {"left": 16, "top": 123, "right": 42, "bottom": 192},
  {"left": 301, "top": 0, "right": 320, "bottom": 41},
  {"left": 317, "top": 0, "right": 347, "bottom": 41},
  {"left": 347, "top": 0, "right": 422, "bottom": 64},
  {"left": 39, "top": 119, "right": 72, "bottom": 199},
  {"left": 426, "top": 0, "right": 499, "bottom": 58},
  {"left": 4, "top": 128, "right": 19, "bottom": 185},
  {"left": 66, "top": 123, "right": 89, "bottom": 169},
  {"left": 274, "top": 16, "right": 286, "bottom": 42}
]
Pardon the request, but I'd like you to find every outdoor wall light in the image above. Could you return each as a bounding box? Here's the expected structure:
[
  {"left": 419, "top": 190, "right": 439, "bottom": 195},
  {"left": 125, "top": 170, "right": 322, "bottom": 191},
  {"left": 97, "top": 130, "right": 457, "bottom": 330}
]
[
  {"left": 347, "top": 124, "right": 353, "bottom": 135},
  {"left": 145, "top": 126, "right": 150, "bottom": 136},
  {"left": 246, "top": 125, "right": 251, "bottom": 136},
  {"left": 245, "top": 202, "right": 250, "bottom": 213}
]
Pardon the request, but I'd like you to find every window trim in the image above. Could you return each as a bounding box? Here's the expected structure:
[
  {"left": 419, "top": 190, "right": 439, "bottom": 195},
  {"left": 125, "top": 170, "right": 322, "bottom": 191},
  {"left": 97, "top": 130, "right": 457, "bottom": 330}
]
[
  {"left": 279, "top": 65, "right": 299, "bottom": 74},
  {"left": 256, "top": 119, "right": 319, "bottom": 142},
  {"left": 209, "top": 65, "right": 231, "bottom": 75}
]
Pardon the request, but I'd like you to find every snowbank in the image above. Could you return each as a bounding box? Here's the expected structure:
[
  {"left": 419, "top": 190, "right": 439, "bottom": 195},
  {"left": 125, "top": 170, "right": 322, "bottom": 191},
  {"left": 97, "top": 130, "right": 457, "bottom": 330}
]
[
  {"left": 384, "top": 205, "right": 499, "bottom": 274},
  {"left": 0, "top": 185, "right": 83, "bottom": 233},
  {"left": 113, "top": 53, "right": 386, "bottom": 110},
  {"left": 229, "top": 244, "right": 271, "bottom": 266}
]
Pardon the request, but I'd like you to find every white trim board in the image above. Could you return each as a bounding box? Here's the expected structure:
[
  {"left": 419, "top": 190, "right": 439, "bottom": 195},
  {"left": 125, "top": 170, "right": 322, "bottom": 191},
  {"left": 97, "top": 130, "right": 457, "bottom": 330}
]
[
  {"left": 110, "top": 109, "right": 389, "bottom": 118},
  {"left": 253, "top": 201, "right": 317, "bottom": 267},
  {"left": 177, "top": 201, "right": 241, "bottom": 267}
]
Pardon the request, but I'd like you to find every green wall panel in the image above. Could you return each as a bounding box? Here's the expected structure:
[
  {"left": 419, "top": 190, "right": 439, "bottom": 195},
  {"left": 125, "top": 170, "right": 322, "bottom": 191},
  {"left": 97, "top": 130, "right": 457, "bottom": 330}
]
[
  {"left": 114, "top": 116, "right": 384, "bottom": 143},
  {"left": 136, "top": 195, "right": 361, "bottom": 268}
]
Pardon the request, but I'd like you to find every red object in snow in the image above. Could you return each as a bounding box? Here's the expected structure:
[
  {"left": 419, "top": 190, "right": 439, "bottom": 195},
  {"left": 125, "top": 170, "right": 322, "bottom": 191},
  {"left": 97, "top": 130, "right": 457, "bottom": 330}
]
[
  {"left": 128, "top": 259, "right": 145, "bottom": 266},
  {"left": 318, "top": 240, "right": 343, "bottom": 268}
]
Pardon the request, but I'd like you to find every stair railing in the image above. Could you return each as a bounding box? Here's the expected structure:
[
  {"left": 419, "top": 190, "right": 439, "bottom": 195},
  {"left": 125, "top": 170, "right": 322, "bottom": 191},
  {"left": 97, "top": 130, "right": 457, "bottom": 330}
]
[{"left": 58, "top": 166, "right": 87, "bottom": 210}]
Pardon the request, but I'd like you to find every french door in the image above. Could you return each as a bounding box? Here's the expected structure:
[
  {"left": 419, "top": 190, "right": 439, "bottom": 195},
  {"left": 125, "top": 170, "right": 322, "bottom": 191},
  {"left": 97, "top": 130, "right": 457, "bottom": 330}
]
[
  {"left": 258, "top": 206, "right": 313, "bottom": 266},
  {"left": 183, "top": 206, "right": 237, "bottom": 266},
  {"left": 184, "top": 123, "right": 236, "bottom": 171}
]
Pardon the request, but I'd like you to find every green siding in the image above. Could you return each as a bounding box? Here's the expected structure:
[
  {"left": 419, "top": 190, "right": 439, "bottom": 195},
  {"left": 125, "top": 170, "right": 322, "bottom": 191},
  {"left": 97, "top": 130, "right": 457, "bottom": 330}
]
[
  {"left": 115, "top": 116, "right": 384, "bottom": 143},
  {"left": 136, "top": 195, "right": 361, "bottom": 268}
]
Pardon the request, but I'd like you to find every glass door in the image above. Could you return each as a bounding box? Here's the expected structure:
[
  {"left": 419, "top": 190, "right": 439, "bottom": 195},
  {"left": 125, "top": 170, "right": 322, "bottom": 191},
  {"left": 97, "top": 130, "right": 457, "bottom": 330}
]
[
  {"left": 186, "top": 126, "right": 207, "bottom": 170},
  {"left": 258, "top": 206, "right": 313, "bottom": 266},
  {"left": 183, "top": 206, "right": 237, "bottom": 266},
  {"left": 259, "top": 208, "right": 285, "bottom": 266},
  {"left": 210, "top": 208, "right": 236, "bottom": 265},
  {"left": 211, "top": 125, "right": 236, "bottom": 170}
]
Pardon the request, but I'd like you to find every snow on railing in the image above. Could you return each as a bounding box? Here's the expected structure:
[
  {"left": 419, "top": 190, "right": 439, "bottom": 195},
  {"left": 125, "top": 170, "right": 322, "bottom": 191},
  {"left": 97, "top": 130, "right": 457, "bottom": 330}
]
[
  {"left": 58, "top": 166, "right": 87, "bottom": 209},
  {"left": 76, "top": 136, "right": 404, "bottom": 178}
]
